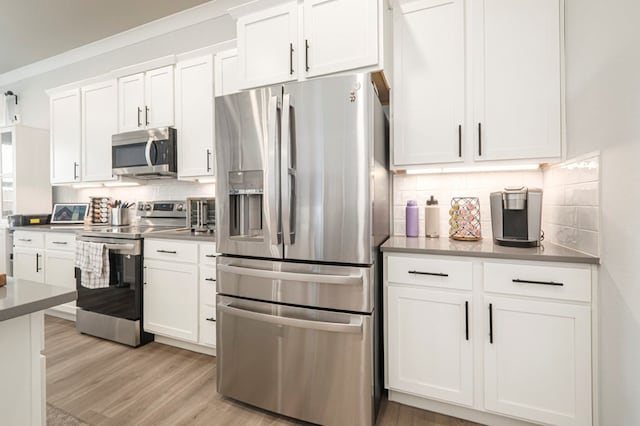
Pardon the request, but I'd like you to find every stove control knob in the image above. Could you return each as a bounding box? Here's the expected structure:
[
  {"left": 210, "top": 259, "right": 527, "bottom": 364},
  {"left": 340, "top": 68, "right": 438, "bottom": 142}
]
[{"left": 176, "top": 204, "right": 184, "bottom": 212}]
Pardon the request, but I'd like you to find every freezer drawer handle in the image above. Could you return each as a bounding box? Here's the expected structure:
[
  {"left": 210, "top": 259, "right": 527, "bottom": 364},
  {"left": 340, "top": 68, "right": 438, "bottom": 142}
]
[
  {"left": 408, "top": 270, "right": 448, "bottom": 277},
  {"left": 218, "top": 264, "right": 363, "bottom": 286},
  {"left": 218, "top": 303, "right": 362, "bottom": 334},
  {"left": 512, "top": 278, "right": 564, "bottom": 286}
]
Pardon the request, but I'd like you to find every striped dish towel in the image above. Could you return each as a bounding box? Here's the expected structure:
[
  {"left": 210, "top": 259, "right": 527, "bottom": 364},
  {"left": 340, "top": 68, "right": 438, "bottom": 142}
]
[{"left": 74, "top": 241, "right": 110, "bottom": 289}]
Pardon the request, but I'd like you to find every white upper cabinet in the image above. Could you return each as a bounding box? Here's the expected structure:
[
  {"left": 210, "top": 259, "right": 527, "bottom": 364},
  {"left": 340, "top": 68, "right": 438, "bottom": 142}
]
[
  {"left": 393, "top": 0, "right": 465, "bottom": 166},
  {"left": 81, "top": 80, "right": 117, "bottom": 182},
  {"left": 471, "top": 0, "right": 562, "bottom": 161},
  {"left": 237, "top": 2, "right": 299, "bottom": 89},
  {"left": 214, "top": 49, "right": 240, "bottom": 97},
  {"left": 176, "top": 55, "right": 215, "bottom": 178},
  {"left": 118, "top": 66, "right": 174, "bottom": 132},
  {"left": 118, "top": 73, "right": 145, "bottom": 133},
  {"left": 303, "top": 0, "right": 379, "bottom": 78},
  {"left": 50, "top": 88, "right": 82, "bottom": 184}
]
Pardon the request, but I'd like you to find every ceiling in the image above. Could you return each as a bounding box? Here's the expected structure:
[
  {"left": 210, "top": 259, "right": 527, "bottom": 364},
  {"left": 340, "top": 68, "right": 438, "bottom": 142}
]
[{"left": 0, "top": 0, "right": 210, "bottom": 74}]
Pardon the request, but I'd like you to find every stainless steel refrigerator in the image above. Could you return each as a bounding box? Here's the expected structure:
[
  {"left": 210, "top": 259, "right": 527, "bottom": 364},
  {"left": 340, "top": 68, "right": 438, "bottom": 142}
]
[{"left": 215, "top": 73, "right": 389, "bottom": 426}]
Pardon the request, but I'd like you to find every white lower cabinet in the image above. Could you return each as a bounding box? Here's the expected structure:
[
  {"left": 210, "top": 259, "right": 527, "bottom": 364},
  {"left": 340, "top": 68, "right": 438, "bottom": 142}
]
[
  {"left": 13, "top": 247, "right": 45, "bottom": 283},
  {"left": 385, "top": 254, "right": 595, "bottom": 426},
  {"left": 387, "top": 286, "right": 473, "bottom": 406},
  {"left": 484, "top": 296, "right": 592, "bottom": 426},
  {"left": 143, "top": 259, "right": 198, "bottom": 343}
]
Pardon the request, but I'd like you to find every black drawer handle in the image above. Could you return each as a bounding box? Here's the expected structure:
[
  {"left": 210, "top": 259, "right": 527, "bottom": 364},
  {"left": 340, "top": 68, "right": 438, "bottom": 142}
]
[
  {"left": 205, "top": 278, "right": 215, "bottom": 282},
  {"left": 19, "top": 238, "right": 32, "bottom": 242},
  {"left": 205, "top": 254, "right": 216, "bottom": 258},
  {"left": 205, "top": 317, "right": 216, "bottom": 322},
  {"left": 157, "top": 249, "right": 177, "bottom": 254},
  {"left": 52, "top": 241, "right": 68, "bottom": 245},
  {"left": 512, "top": 278, "right": 564, "bottom": 287},
  {"left": 408, "top": 270, "right": 449, "bottom": 277}
]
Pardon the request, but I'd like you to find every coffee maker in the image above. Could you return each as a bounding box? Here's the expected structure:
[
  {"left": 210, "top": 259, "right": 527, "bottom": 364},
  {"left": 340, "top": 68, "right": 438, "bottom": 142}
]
[{"left": 490, "top": 187, "right": 543, "bottom": 247}]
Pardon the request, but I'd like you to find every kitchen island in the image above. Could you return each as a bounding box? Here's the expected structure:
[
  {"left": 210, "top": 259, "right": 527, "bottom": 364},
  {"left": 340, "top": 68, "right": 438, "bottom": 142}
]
[{"left": 0, "top": 278, "right": 76, "bottom": 425}]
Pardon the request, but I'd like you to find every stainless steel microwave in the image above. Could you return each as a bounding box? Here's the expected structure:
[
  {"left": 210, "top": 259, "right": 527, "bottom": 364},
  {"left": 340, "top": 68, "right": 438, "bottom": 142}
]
[{"left": 112, "top": 127, "right": 177, "bottom": 179}]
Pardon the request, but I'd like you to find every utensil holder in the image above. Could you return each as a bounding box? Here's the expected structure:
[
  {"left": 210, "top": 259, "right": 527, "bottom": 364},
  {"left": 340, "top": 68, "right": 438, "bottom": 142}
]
[{"left": 111, "top": 208, "right": 130, "bottom": 226}]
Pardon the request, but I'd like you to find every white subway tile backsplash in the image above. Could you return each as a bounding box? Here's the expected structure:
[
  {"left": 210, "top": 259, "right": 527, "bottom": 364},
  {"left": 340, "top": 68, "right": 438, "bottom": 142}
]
[
  {"left": 577, "top": 206, "right": 599, "bottom": 231},
  {"left": 565, "top": 181, "right": 599, "bottom": 206}
]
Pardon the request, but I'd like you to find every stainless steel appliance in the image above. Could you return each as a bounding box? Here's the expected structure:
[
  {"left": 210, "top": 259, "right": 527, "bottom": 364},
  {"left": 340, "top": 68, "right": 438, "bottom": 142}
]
[
  {"left": 490, "top": 187, "right": 543, "bottom": 247},
  {"left": 75, "top": 200, "right": 186, "bottom": 347},
  {"left": 187, "top": 197, "right": 215, "bottom": 233},
  {"left": 112, "top": 127, "right": 177, "bottom": 179},
  {"left": 215, "top": 73, "right": 389, "bottom": 425}
]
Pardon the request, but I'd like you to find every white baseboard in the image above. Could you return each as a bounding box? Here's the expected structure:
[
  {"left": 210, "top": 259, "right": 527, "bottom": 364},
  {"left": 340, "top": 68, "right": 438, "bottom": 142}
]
[
  {"left": 45, "top": 306, "right": 76, "bottom": 322},
  {"left": 154, "top": 335, "right": 216, "bottom": 356},
  {"left": 389, "top": 391, "right": 536, "bottom": 426}
]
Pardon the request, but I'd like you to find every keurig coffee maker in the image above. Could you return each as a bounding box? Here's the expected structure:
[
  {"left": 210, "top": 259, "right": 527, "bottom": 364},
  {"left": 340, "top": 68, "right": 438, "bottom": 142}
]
[{"left": 490, "top": 187, "right": 543, "bottom": 247}]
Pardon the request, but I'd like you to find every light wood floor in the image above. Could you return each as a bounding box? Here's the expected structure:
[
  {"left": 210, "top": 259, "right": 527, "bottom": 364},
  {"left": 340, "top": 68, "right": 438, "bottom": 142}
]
[{"left": 45, "top": 315, "right": 482, "bottom": 426}]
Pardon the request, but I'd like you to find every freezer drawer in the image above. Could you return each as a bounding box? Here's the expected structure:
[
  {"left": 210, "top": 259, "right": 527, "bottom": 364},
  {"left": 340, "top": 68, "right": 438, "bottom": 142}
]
[
  {"left": 216, "top": 295, "right": 375, "bottom": 426},
  {"left": 217, "top": 256, "right": 374, "bottom": 312}
]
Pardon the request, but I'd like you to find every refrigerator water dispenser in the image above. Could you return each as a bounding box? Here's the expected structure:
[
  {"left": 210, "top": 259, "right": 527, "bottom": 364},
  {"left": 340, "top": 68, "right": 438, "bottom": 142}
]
[{"left": 229, "top": 170, "right": 264, "bottom": 238}]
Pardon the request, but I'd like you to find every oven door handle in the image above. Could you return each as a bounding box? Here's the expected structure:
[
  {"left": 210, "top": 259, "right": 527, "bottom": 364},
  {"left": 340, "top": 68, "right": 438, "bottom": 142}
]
[
  {"left": 145, "top": 138, "right": 154, "bottom": 166},
  {"left": 218, "top": 302, "right": 363, "bottom": 334},
  {"left": 217, "top": 264, "right": 363, "bottom": 286}
]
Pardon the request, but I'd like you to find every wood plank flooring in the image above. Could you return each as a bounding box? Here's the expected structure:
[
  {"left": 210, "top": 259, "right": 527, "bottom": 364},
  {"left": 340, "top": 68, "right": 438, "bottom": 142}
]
[{"left": 45, "top": 315, "right": 482, "bottom": 426}]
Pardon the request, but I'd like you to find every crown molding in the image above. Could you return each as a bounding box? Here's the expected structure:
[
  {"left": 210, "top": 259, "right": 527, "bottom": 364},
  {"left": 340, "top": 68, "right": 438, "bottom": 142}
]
[{"left": 0, "top": 0, "right": 246, "bottom": 87}]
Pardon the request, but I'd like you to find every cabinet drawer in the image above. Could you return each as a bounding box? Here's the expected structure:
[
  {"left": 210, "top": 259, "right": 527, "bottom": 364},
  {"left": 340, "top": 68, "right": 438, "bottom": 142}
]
[
  {"left": 199, "top": 243, "right": 217, "bottom": 266},
  {"left": 483, "top": 262, "right": 591, "bottom": 302},
  {"left": 199, "top": 267, "right": 217, "bottom": 307},
  {"left": 45, "top": 233, "right": 76, "bottom": 251},
  {"left": 144, "top": 239, "right": 198, "bottom": 263},
  {"left": 199, "top": 304, "right": 216, "bottom": 347},
  {"left": 387, "top": 255, "right": 472, "bottom": 290},
  {"left": 13, "top": 231, "right": 44, "bottom": 248}
]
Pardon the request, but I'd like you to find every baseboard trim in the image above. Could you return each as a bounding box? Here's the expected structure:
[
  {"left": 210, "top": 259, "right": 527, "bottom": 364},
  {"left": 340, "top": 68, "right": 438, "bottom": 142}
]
[
  {"left": 154, "top": 335, "right": 216, "bottom": 356},
  {"left": 45, "top": 308, "right": 76, "bottom": 322}
]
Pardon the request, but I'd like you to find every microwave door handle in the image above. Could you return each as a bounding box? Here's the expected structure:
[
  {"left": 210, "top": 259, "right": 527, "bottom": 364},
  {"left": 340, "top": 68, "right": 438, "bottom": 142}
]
[
  {"left": 281, "top": 93, "right": 294, "bottom": 246},
  {"left": 267, "top": 94, "right": 281, "bottom": 246},
  {"left": 145, "top": 138, "right": 154, "bottom": 166}
]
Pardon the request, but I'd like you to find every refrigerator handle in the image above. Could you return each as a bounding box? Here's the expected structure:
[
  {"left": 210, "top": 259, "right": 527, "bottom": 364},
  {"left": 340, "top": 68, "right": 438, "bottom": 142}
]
[
  {"left": 268, "top": 94, "right": 282, "bottom": 246},
  {"left": 281, "top": 93, "right": 296, "bottom": 246}
]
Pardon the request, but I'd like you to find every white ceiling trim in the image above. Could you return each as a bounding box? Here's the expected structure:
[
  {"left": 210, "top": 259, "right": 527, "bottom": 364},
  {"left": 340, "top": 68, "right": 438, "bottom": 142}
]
[{"left": 0, "top": 0, "right": 242, "bottom": 87}]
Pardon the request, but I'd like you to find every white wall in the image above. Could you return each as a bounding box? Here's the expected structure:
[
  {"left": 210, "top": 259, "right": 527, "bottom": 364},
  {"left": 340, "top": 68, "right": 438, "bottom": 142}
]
[{"left": 564, "top": 0, "right": 640, "bottom": 423}]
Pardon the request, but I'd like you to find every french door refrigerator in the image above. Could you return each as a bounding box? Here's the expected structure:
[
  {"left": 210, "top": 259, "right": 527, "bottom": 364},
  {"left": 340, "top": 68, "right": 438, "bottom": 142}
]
[{"left": 215, "top": 73, "right": 389, "bottom": 426}]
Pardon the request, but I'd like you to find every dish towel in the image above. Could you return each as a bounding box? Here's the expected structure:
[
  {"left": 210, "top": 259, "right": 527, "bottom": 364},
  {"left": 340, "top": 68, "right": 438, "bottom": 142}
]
[{"left": 74, "top": 241, "right": 110, "bottom": 289}]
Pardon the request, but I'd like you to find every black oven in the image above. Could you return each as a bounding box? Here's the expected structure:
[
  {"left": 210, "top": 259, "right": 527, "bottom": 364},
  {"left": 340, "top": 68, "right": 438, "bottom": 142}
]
[
  {"left": 112, "top": 127, "right": 177, "bottom": 179},
  {"left": 75, "top": 236, "right": 153, "bottom": 347}
]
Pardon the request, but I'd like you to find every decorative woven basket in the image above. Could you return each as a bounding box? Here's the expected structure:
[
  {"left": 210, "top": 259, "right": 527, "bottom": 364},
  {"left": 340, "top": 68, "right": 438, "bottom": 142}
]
[{"left": 449, "top": 197, "right": 482, "bottom": 241}]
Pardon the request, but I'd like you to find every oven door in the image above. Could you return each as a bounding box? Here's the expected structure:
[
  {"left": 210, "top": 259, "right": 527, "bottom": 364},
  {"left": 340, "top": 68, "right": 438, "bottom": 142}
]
[
  {"left": 75, "top": 237, "right": 142, "bottom": 320},
  {"left": 112, "top": 127, "right": 176, "bottom": 177},
  {"left": 216, "top": 295, "right": 374, "bottom": 426}
]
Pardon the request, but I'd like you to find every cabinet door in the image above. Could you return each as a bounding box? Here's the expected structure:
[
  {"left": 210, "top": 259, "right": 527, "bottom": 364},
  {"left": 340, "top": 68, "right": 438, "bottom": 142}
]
[
  {"left": 214, "top": 49, "right": 240, "bottom": 97},
  {"left": 118, "top": 73, "right": 145, "bottom": 132},
  {"left": 145, "top": 66, "right": 175, "bottom": 128},
  {"left": 472, "top": 0, "right": 562, "bottom": 161},
  {"left": 388, "top": 286, "right": 473, "bottom": 406},
  {"left": 176, "top": 55, "right": 215, "bottom": 178},
  {"left": 50, "top": 89, "right": 81, "bottom": 184},
  {"left": 303, "top": 0, "right": 378, "bottom": 78},
  {"left": 237, "top": 2, "right": 298, "bottom": 89},
  {"left": 44, "top": 251, "right": 75, "bottom": 290},
  {"left": 393, "top": 0, "right": 465, "bottom": 166},
  {"left": 13, "top": 247, "right": 44, "bottom": 283},
  {"left": 143, "top": 260, "right": 198, "bottom": 343},
  {"left": 81, "top": 80, "right": 117, "bottom": 182},
  {"left": 484, "top": 296, "right": 591, "bottom": 426}
]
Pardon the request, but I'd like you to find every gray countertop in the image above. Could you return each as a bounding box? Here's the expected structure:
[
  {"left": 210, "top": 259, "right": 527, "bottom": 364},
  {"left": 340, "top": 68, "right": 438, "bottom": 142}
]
[
  {"left": 10, "top": 224, "right": 95, "bottom": 233},
  {"left": 0, "top": 278, "right": 77, "bottom": 321},
  {"left": 381, "top": 236, "right": 599, "bottom": 265},
  {"left": 11, "top": 225, "right": 216, "bottom": 242}
]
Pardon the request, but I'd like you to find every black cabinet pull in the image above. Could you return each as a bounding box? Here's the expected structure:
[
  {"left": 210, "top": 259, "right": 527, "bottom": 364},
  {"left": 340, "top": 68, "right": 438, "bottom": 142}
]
[
  {"left": 205, "top": 254, "right": 216, "bottom": 258},
  {"left": 478, "top": 122, "right": 482, "bottom": 156},
  {"left": 156, "top": 249, "right": 177, "bottom": 254},
  {"left": 73, "top": 161, "right": 79, "bottom": 180},
  {"left": 458, "top": 124, "right": 462, "bottom": 157},
  {"left": 35, "top": 253, "right": 40, "bottom": 272},
  {"left": 52, "top": 241, "right": 68, "bottom": 245},
  {"left": 206, "top": 317, "right": 216, "bottom": 322},
  {"left": 205, "top": 278, "right": 215, "bottom": 282},
  {"left": 464, "top": 301, "right": 469, "bottom": 341},
  {"left": 305, "top": 39, "right": 310, "bottom": 72},
  {"left": 408, "top": 270, "right": 448, "bottom": 277},
  {"left": 489, "top": 303, "right": 493, "bottom": 344},
  {"left": 512, "top": 278, "right": 564, "bottom": 287},
  {"left": 289, "top": 43, "right": 294, "bottom": 75},
  {"left": 137, "top": 107, "right": 142, "bottom": 127},
  {"left": 206, "top": 149, "right": 212, "bottom": 172},
  {"left": 145, "top": 106, "right": 150, "bottom": 126}
]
